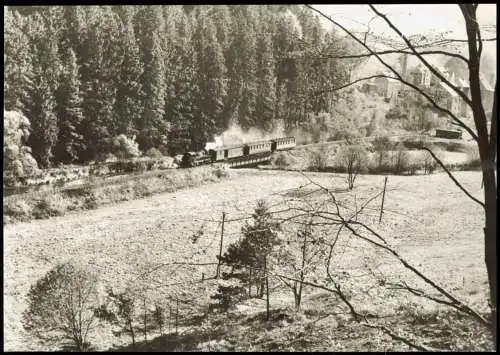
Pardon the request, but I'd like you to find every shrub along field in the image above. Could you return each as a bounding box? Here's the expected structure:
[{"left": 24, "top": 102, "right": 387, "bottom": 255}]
[
  {"left": 3, "top": 168, "right": 492, "bottom": 351},
  {"left": 3, "top": 165, "right": 230, "bottom": 225},
  {"left": 269, "top": 136, "right": 479, "bottom": 175}
]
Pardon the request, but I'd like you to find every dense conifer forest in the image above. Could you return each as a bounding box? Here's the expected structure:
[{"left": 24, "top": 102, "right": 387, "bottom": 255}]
[{"left": 4, "top": 5, "right": 353, "bottom": 167}]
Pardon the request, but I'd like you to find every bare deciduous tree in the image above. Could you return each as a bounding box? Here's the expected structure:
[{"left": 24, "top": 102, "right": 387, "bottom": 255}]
[
  {"left": 22, "top": 262, "right": 100, "bottom": 351},
  {"left": 335, "top": 144, "right": 369, "bottom": 189}
]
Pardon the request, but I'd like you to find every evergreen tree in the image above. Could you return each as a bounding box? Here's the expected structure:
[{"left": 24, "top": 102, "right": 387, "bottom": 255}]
[
  {"left": 225, "top": 8, "right": 258, "bottom": 130},
  {"left": 273, "top": 11, "right": 302, "bottom": 129},
  {"left": 255, "top": 33, "right": 277, "bottom": 132},
  {"left": 219, "top": 200, "right": 280, "bottom": 299},
  {"left": 208, "top": 5, "right": 232, "bottom": 56},
  {"left": 79, "top": 6, "right": 123, "bottom": 161},
  {"left": 166, "top": 9, "right": 197, "bottom": 155},
  {"left": 136, "top": 6, "right": 168, "bottom": 152},
  {"left": 54, "top": 46, "right": 85, "bottom": 164},
  {"left": 60, "top": 6, "right": 86, "bottom": 62},
  {"left": 22, "top": 12, "right": 61, "bottom": 168},
  {"left": 114, "top": 6, "right": 144, "bottom": 138},
  {"left": 4, "top": 8, "right": 32, "bottom": 111},
  {"left": 192, "top": 16, "right": 227, "bottom": 150}
]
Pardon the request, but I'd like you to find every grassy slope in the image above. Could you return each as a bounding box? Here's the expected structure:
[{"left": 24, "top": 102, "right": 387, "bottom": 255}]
[
  {"left": 3, "top": 169, "right": 491, "bottom": 351},
  {"left": 3, "top": 165, "right": 229, "bottom": 225}
]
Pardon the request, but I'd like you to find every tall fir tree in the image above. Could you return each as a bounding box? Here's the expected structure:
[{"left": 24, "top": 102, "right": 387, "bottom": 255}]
[
  {"left": 136, "top": 6, "right": 168, "bottom": 152},
  {"left": 166, "top": 9, "right": 197, "bottom": 155},
  {"left": 54, "top": 46, "right": 85, "bottom": 164},
  {"left": 79, "top": 6, "right": 123, "bottom": 161},
  {"left": 255, "top": 33, "right": 277, "bottom": 132},
  {"left": 192, "top": 15, "right": 227, "bottom": 150},
  {"left": 273, "top": 10, "right": 306, "bottom": 130},
  {"left": 114, "top": 6, "right": 144, "bottom": 138},
  {"left": 4, "top": 8, "right": 32, "bottom": 111},
  {"left": 208, "top": 5, "right": 232, "bottom": 57},
  {"left": 21, "top": 11, "right": 61, "bottom": 168},
  {"left": 225, "top": 7, "right": 258, "bottom": 130},
  {"left": 59, "top": 6, "right": 86, "bottom": 63}
]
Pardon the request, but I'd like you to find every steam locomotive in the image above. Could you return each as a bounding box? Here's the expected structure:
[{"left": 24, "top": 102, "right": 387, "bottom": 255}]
[{"left": 180, "top": 137, "right": 296, "bottom": 168}]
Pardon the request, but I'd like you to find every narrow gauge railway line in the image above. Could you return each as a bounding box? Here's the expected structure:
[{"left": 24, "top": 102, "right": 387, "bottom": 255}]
[{"left": 5, "top": 132, "right": 471, "bottom": 197}]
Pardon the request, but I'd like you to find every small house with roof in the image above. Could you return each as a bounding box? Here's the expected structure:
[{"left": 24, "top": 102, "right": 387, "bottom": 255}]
[
  {"left": 479, "top": 73, "right": 494, "bottom": 111},
  {"left": 434, "top": 82, "right": 461, "bottom": 117},
  {"left": 408, "top": 63, "right": 431, "bottom": 88},
  {"left": 456, "top": 78, "right": 471, "bottom": 117},
  {"left": 374, "top": 76, "right": 402, "bottom": 102}
]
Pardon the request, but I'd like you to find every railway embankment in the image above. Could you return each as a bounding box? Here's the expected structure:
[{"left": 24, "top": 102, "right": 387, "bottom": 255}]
[{"left": 3, "top": 165, "right": 231, "bottom": 225}]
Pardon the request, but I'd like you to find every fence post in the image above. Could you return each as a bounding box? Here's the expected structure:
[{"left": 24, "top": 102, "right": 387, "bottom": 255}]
[
  {"left": 216, "top": 212, "right": 226, "bottom": 279},
  {"left": 175, "top": 298, "right": 179, "bottom": 335},
  {"left": 379, "top": 176, "right": 388, "bottom": 224},
  {"left": 143, "top": 297, "right": 147, "bottom": 343},
  {"left": 168, "top": 306, "right": 171, "bottom": 334}
]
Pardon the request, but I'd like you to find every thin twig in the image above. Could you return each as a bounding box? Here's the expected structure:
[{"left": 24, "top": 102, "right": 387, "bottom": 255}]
[{"left": 421, "top": 147, "right": 484, "bottom": 208}]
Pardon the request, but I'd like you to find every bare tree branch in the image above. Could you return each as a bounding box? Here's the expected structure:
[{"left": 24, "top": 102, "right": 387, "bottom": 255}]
[
  {"left": 341, "top": 221, "right": 489, "bottom": 326},
  {"left": 369, "top": 5, "right": 473, "bottom": 108},
  {"left": 361, "top": 322, "right": 440, "bottom": 352},
  {"left": 420, "top": 147, "right": 485, "bottom": 208},
  {"left": 316, "top": 49, "right": 469, "bottom": 63},
  {"left": 386, "top": 280, "right": 484, "bottom": 318},
  {"left": 381, "top": 36, "right": 496, "bottom": 48}
]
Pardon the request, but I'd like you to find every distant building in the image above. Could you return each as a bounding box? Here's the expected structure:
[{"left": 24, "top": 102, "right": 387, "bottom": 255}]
[
  {"left": 479, "top": 73, "right": 495, "bottom": 111},
  {"left": 374, "top": 76, "right": 402, "bottom": 102},
  {"left": 408, "top": 63, "right": 431, "bottom": 87},
  {"left": 361, "top": 80, "right": 378, "bottom": 94},
  {"left": 430, "top": 64, "right": 452, "bottom": 87},
  {"left": 456, "top": 78, "right": 471, "bottom": 117},
  {"left": 359, "top": 53, "right": 492, "bottom": 117},
  {"left": 434, "top": 82, "right": 461, "bottom": 117}
]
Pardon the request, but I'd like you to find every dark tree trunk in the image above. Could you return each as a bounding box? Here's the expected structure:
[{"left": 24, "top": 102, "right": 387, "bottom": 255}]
[
  {"left": 248, "top": 268, "right": 252, "bottom": 297},
  {"left": 461, "top": 4, "right": 497, "bottom": 346},
  {"left": 143, "top": 298, "right": 147, "bottom": 343},
  {"left": 484, "top": 170, "right": 496, "bottom": 341},
  {"left": 129, "top": 320, "right": 135, "bottom": 347}
]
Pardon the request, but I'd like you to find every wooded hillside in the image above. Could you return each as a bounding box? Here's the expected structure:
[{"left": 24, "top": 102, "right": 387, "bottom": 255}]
[{"left": 4, "top": 5, "right": 354, "bottom": 167}]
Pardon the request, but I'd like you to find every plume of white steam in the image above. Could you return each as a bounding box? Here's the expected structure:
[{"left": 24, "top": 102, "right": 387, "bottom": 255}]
[
  {"left": 204, "top": 117, "right": 320, "bottom": 150},
  {"left": 205, "top": 122, "right": 288, "bottom": 150}
]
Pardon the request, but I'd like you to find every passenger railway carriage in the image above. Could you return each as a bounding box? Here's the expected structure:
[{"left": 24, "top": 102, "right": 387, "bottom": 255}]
[{"left": 435, "top": 129, "right": 462, "bottom": 139}]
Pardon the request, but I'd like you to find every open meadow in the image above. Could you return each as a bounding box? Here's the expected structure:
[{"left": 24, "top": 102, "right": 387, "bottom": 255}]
[{"left": 3, "top": 169, "right": 492, "bottom": 351}]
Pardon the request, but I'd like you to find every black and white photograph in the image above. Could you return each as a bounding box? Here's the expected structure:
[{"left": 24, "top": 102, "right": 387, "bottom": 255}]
[{"left": 3, "top": 4, "right": 497, "bottom": 352}]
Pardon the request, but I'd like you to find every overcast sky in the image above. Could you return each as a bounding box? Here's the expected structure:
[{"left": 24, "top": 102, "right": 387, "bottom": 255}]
[{"left": 312, "top": 4, "right": 496, "bottom": 38}]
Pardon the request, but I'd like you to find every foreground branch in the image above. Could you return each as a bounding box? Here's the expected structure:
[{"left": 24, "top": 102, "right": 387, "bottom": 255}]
[
  {"left": 361, "top": 322, "right": 440, "bottom": 352},
  {"left": 421, "top": 147, "right": 485, "bottom": 208},
  {"left": 369, "top": 5, "right": 473, "bottom": 107}
]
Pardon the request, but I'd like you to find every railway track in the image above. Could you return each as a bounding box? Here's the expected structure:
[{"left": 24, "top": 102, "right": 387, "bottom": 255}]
[{"left": 296, "top": 133, "right": 427, "bottom": 149}]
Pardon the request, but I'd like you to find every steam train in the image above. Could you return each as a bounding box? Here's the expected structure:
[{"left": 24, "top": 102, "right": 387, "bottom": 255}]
[{"left": 180, "top": 137, "right": 296, "bottom": 168}]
